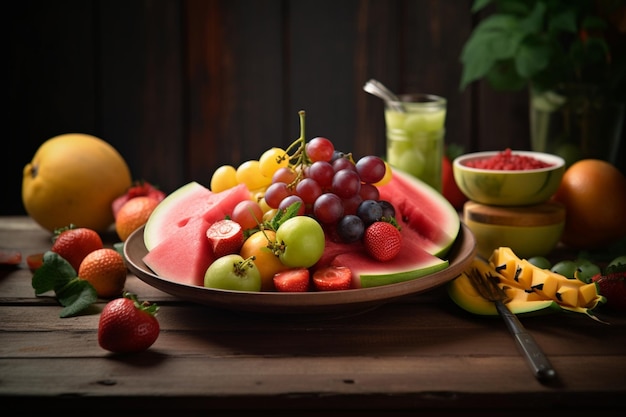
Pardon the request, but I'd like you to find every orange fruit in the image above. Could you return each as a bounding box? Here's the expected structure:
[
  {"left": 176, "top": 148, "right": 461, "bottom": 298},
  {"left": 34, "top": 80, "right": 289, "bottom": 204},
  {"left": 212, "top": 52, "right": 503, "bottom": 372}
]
[
  {"left": 78, "top": 248, "right": 127, "bottom": 298},
  {"left": 240, "top": 230, "right": 289, "bottom": 291},
  {"left": 552, "top": 159, "right": 626, "bottom": 249},
  {"left": 115, "top": 196, "right": 160, "bottom": 241}
]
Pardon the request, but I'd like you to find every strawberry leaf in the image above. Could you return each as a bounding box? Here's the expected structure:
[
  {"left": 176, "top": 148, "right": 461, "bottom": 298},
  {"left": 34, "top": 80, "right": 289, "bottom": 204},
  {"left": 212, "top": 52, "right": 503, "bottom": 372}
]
[
  {"left": 57, "top": 278, "right": 98, "bottom": 318},
  {"left": 31, "top": 250, "right": 99, "bottom": 318},
  {"left": 32, "top": 251, "right": 76, "bottom": 294}
]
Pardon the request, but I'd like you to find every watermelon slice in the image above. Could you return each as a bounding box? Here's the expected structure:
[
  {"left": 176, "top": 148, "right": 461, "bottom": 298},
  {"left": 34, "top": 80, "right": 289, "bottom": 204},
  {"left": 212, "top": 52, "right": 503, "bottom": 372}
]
[
  {"left": 315, "top": 232, "right": 449, "bottom": 288},
  {"left": 141, "top": 181, "right": 251, "bottom": 286},
  {"left": 379, "top": 169, "right": 460, "bottom": 257},
  {"left": 142, "top": 216, "right": 214, "bottom": 286},
  {"left": 143, "top": 182, "right": 250, "bottom": 251}
]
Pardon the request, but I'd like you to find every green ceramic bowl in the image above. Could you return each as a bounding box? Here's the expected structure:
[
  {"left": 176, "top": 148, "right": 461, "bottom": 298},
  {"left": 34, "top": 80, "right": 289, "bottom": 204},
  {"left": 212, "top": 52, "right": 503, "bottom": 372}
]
[{"left": 453, "top": 150, "right": 565, "bottom": 206}]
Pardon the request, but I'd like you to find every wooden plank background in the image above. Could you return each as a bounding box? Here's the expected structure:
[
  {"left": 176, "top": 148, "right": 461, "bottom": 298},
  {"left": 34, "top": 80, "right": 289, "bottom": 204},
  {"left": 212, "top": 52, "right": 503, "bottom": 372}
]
[{"left": 7, "top": 0, "right": 548, "bottom": 216}]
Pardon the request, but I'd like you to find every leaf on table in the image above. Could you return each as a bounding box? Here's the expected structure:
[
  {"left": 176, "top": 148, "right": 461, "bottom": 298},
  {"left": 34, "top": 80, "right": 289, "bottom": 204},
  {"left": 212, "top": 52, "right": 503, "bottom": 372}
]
[
  {"left": 56, "top": 279, "right": 98, "bottom": 318},
  {"left": 32, "top": 251, "right": 76, "bottom": 294}
]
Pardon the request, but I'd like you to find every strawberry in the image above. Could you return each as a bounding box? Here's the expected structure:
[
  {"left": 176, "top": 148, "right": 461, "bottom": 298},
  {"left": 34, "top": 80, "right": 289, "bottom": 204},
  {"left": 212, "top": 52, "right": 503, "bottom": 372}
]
[
  {"left": 313, "top": 266, "right": 352, "bottom": 291},
  {"left": 273, "top": 268, "right": 310, "bottom": 292},
  {"left": 26, "top": 252, "right": 44, "bottom": 272},
  {"left": 112, "top": 180, "right": 166, "bottom": 219},
  {"left": 51, "top": 226, "right": 103, "bottom": 272},
  {"left": 363, "top": 221, "right": 402, "bottom": 262},
  {"left": 592, "top": 271, "right": 626, "bottom": 312},
  {"left": 206, "top": 219, "right": 244, "bottom": 258},
  {"left": 98, "top": 292, "right": 160, "bottom": 353},
  {"left": 0, "top": 248, "right": 22, "bottom": 266}
]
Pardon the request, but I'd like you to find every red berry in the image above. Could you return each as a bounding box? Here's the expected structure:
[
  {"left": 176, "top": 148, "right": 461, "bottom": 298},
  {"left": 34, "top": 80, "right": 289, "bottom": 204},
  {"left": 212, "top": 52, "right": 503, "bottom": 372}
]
[
  {"left": 363, "top": 222, "right": 402, "bottom": 262},
  {"left": 313, "top": 266, "right": 352, "bottom": 291},
  {"left": 51, "top": 226, "right": 104, "bottom": 272},
  {"left": 592, "top": 272, "right": 626, "bottom": 312},
  {"left": 98, "top": 292, "right": 160, "bottom": 353},
  {"left": 206, "top": 219, "right": 244, "bottom": 258},
  {"left": 0, "top": 248, "right": 22, "bottom": 266},
  {"left": 112, "top": 180, "right": 166, "bottom": 218},
  {"left": 273, "top": 268, "right": 310, "bottom": 292}
]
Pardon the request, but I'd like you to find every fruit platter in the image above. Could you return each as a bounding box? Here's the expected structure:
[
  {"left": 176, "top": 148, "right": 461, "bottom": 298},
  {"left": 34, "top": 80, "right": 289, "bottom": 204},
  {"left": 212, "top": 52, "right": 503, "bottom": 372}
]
[{"left": 124, "top": 111, "right": 477, "bottom": 315}]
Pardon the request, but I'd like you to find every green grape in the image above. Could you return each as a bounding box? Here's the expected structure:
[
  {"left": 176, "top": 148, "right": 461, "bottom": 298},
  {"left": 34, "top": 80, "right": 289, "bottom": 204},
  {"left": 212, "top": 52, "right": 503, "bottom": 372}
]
[
  {"left": 236, "top": 160, "right": 272, "bottom": 191},
  {"left": 551, "top": 260, "right": 577, "bottom": 279},
  {"left": 210, "top": 165, "right": 238, "bottom": 192},
  {"left": 259, "top": 147, "right": 289, "bottom": 178},
  {"left": 527, "top": 256, "right": 551, "bottom": 270},
  {"left": 574, "top": 259, "right": 601, "bottom": 284}
]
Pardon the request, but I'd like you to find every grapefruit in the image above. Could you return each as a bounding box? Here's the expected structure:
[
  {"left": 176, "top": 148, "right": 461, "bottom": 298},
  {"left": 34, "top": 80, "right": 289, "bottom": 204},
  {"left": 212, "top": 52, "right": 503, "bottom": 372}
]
[
  {"left": 22, "top": 133, "right": 132, "bottom": 233},
  {"left": 552, "top": 159, "right": 626, "bottom": 249}
]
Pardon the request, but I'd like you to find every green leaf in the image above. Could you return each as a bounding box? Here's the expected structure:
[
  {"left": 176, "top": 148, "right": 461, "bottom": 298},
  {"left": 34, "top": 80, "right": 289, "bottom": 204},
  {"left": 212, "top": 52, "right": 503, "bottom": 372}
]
[
  {"left": 471, "top": 0, "right": 493, "bottom": 13},
  {"left": 56, "top": 278, "right": 98, "bottom": 318},
  {"left": 548, "top": 10, "right": 577, "bottom": 33},
  {"left": 460, "top": 13, "right": 528, "bottom": 90},
  {"left": 31, "top": 251, "right": 76, "bottom": 295},
  {"left": 515, "top": 37, "right": 552, "bottom": 78},
  {"left": 486, "top": 61, "right": 526, "bottom": 90},
  {"left": 518, "top": 1, "right": 545, "bottom": 34}
]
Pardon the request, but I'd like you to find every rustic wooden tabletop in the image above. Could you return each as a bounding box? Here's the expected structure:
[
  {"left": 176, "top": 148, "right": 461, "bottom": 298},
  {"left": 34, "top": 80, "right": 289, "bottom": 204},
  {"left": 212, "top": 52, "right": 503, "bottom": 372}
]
[{"left": 1, "top": 216, "right": 624, "bottom": 416}]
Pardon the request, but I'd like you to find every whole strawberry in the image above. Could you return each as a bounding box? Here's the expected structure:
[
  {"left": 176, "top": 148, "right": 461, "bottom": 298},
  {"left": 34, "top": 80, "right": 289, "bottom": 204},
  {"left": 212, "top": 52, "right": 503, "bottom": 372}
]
[
  {"left": 98, "top": 292, "right": 160, "bottom": 353},
  {"left": 592, "top": 272, "right": 626, "bottom": 312},
  {"left": 363, "top": 221, "right": 402, "bottom": 262},
  {"left": 51, "top": 226, "right": 103, "bottom": 272}
]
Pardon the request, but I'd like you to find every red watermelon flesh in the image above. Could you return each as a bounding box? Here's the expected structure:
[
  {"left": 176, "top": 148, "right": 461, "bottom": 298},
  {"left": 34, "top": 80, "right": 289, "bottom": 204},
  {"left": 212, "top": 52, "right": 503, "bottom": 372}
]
[
  {"left": 379, "top": 169, "right": 459, "bottom": 257},
  {"left": 331, "top": 235, "right": 449, "bottom": 288},
  {"left": 142, "top": 216, "right": 215, "bottom": 287},
  {"left": 144, "top": 182, "right": 250, "bottom": 251}
]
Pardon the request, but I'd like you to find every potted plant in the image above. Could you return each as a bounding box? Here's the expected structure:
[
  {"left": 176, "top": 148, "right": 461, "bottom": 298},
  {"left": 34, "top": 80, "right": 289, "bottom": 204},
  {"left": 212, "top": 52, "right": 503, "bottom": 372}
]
[{"left": 459, "top": 0, "right": 626, "bottom": 167}]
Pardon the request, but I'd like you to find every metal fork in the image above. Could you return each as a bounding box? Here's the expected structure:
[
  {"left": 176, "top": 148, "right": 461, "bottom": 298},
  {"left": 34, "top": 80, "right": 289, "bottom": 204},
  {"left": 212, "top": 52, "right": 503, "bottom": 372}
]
[{"left": 466, "top": 268, "right": 557, "bottom": 381}]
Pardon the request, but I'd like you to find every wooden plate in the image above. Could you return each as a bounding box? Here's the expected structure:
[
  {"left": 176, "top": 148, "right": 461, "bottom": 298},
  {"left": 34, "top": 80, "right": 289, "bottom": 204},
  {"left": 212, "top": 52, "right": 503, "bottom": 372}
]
[{"left": 124, "top": 224, "right": 476, "bottom": 315}]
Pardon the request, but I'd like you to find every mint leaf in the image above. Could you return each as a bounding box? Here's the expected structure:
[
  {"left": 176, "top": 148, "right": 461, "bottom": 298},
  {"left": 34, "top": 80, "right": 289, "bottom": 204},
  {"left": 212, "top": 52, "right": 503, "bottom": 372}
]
[
  {"left": 32, "top": 251, "right": 76, "bottom": 294},
  {"left": 57, "top": 278, "right": 98, "bottom": 318}
]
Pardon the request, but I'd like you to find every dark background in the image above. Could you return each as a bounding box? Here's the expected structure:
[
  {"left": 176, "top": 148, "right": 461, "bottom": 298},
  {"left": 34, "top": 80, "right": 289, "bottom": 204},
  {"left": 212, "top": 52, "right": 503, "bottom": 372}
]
[{"left": 8, "top": 0, "right": 617, "bottom": 216}]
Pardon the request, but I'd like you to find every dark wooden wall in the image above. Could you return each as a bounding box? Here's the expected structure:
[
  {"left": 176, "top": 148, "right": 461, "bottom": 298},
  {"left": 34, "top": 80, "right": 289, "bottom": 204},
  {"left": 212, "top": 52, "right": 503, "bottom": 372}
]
[{"left": 6, "top": 0, "right": 534, "bottom": 216}]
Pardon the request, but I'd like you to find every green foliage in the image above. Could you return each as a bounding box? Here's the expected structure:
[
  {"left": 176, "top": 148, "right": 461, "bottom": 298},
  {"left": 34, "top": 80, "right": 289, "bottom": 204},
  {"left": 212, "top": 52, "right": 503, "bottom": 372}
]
[
  {"left": 460, "top": 0, "right": 626, "bottom": 95},
  {"left": 32, "top": 251, "right": 98, "bottom": 318}
]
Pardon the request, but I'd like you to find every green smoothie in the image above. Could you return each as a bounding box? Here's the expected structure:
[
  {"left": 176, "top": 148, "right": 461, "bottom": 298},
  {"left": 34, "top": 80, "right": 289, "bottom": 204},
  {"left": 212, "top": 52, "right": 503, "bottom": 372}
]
[{"left": 384, "top": 94, "right": 446, "bottom": 191}]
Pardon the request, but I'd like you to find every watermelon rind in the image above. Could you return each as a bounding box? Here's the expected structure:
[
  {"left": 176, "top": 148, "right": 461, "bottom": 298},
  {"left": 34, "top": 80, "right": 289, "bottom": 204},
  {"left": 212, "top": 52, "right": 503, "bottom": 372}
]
[
  {"left": 143, "top": 181, "right": 212, "bottom": 251},
  {"left": 379, "top": 168, "right": 460, "bottom": 257}
]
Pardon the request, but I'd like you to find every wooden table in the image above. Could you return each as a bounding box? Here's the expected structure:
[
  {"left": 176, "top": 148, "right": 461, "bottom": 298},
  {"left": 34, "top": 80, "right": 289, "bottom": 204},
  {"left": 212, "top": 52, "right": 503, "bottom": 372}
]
[{"left": 1, "top": 216, "right": 625, "bottom": 416}]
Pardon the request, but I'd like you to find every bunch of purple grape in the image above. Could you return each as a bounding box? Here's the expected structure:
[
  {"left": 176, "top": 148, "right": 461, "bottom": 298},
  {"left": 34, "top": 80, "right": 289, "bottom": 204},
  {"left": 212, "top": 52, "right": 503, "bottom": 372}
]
[{"left": 263, "top": 137, "right": 394, "bottom": 240}]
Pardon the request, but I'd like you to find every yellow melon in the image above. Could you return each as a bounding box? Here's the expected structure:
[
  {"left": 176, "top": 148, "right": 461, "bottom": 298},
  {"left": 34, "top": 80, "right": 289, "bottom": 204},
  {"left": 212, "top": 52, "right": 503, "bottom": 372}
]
[{"left": 22, "top": 133, "right": 132, "bottom": 233}]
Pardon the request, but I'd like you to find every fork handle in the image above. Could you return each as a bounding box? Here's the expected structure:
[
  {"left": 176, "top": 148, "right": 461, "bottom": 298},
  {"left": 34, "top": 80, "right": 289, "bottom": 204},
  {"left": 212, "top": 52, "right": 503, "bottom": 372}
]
[{"left": 495, "top": 300, "right": 556, "bottom": 381}]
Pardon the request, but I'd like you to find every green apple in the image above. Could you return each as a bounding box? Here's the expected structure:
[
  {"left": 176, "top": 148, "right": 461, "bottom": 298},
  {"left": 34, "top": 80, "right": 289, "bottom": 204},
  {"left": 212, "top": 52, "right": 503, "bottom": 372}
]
[{"left": 204, "top": 255, "right": 262, "bottom": 292}]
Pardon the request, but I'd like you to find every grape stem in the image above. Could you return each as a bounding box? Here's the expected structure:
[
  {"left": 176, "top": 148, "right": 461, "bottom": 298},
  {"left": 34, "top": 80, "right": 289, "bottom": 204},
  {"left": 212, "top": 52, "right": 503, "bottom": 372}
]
[{"left": 282, "top": 111, "right": 311, "bottom": 187}]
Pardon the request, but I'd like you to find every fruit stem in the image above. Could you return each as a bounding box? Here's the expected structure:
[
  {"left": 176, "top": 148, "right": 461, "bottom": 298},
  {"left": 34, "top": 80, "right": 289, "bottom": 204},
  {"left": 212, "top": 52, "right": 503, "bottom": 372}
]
[
  {"left": 282, "top": 111, "right": 311, "bottom": 185},
  {"left": 234, "top": 256, "right": 257, "bottom": 277}
]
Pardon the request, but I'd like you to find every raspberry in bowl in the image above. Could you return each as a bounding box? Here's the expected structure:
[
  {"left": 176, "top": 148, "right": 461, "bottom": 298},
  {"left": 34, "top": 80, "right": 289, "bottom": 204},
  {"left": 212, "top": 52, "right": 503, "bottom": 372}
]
[{"left": 452, "top": 149, "right": 565, "bottom": 206}]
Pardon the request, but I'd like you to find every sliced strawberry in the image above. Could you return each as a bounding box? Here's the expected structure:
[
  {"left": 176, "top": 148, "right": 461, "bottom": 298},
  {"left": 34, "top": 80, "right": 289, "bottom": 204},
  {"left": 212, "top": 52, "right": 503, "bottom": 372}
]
[
  {"left": 26, "top": 252, "right": 45, "bottom": 272},
  {"left": 0, "top": 248, "right": 22, "bottom": 266},
  {"left": 313, "top": 266, "right": 352, "bottom": 291},
  {"left": 363, "top": 221, "right": 402, "bottom": 262},
  {"left": 273, "top": 268, "right": 310, "bottom": 292},
  {"left": 206, "top": 219, "right": 244, "bottom": 258}
]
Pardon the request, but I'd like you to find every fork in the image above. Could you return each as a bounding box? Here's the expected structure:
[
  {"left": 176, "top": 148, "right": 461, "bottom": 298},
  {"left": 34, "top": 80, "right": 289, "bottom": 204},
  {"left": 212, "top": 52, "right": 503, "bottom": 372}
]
[{"left": 466, "top": 267, "right": 557, "bottom": 381}]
